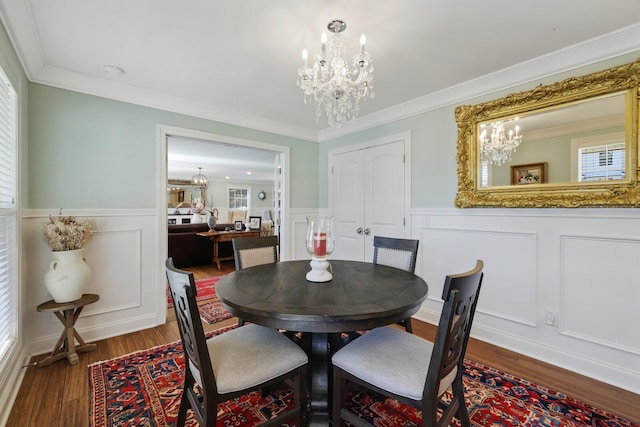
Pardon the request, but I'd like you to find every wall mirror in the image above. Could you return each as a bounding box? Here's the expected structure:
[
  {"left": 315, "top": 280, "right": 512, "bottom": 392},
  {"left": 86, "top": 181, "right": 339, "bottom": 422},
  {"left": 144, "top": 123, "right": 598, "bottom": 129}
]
[
  {"left": 455, "top": 58, "right": 640, "bottom": 208},
  {"left": 167, "top": 179, "right": 205, "bottom": 209}
]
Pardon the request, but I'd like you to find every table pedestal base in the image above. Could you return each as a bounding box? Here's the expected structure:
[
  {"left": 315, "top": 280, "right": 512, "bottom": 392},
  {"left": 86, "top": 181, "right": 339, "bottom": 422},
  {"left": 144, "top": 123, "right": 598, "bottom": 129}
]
[
  {"left": 310, "top": 332, "right": 329, "bottom": 417},
  {"left": 305, "top": 332, "right": 351, "bottom": 423}
]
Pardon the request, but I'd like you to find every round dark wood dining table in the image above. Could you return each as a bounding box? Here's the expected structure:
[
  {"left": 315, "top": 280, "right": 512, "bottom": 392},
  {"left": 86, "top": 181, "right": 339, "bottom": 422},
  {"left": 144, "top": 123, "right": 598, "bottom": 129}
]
[{"left": 215, "top": 259, "right": 428, "bottom": 423}]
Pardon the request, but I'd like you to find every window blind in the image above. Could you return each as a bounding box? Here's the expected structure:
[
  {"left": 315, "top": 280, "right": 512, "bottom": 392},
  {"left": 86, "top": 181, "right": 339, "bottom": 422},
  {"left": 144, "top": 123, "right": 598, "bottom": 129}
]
[
  {"left": 579, "top": 142, "right": 625, "bottom": 182},
  {"left": 0, "top": 66, "right": 17, "bottom": 363}
]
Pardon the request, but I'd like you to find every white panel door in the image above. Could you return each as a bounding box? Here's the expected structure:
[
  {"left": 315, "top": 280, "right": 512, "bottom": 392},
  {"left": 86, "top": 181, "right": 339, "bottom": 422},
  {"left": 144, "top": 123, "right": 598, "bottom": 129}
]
[
  {"left": 332, "top": 149, "right": 365, "bottom": 261},
  {"left": 331, "top": 140, "right": 405, "bottom": 261},
  {"left": 364, "top": 141, "right": 405, "bottom": 260}
]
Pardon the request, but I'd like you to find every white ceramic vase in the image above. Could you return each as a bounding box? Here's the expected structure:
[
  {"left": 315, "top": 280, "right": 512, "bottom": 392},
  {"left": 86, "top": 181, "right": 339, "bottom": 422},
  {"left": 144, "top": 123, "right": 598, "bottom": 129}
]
[{"left": 43, "top": 249, "right": 91, "bottom": 303}]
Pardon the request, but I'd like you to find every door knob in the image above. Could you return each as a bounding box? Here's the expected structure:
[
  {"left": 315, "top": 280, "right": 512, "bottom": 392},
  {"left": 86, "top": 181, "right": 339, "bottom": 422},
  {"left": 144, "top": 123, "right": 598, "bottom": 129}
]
[
  {"left": 364, "top": 228, "right": 371, "bottom": 235},
  {"left": 356, "top": 227, "right": 363, "bottom": 235}
]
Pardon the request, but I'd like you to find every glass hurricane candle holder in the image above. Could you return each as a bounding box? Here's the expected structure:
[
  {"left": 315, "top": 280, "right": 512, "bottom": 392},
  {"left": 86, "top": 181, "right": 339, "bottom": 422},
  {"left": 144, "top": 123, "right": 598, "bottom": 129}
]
[{"left": 305, "top": 215, "right": 334, "bottom": 282}]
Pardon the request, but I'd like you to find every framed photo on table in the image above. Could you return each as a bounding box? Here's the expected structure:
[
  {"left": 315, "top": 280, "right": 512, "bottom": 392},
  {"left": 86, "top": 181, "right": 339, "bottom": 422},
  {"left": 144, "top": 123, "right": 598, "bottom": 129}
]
[
  {"left": 234, "top": 220, "right": 243, "bottom": 231},
  {"left": 511, "top": 162, "right": 547, "bottom": 185},
  {"left": 248, "top": 216, "right": 262, "bottom": 231}
]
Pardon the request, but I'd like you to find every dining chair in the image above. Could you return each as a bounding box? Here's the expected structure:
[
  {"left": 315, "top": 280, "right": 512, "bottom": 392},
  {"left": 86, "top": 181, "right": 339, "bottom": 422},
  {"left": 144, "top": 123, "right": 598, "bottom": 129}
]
[
  {"left": 373, "top": 235, "right": 420, "bottom": 332},
  {"left": 331, "top": 260, "right": 484, "bottom": 427},
  {"left": 165, "top": 258, "right": 308, "bottom": 427},
  {"left": 232, "top": 235, "right": 279, "bottom": 326},
  {"left": 232, "top": 235, "right": 279, "bottom": 270}
]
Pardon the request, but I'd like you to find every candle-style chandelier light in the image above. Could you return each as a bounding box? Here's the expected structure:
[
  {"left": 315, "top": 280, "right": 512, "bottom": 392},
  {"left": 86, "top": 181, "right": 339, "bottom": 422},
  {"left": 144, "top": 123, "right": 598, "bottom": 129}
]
[
  {"left": 479, "top": 119, "right": 523, "bottom": 166},
  {"left": 297, "top": 19, "right": 374, "bottom": 128}
]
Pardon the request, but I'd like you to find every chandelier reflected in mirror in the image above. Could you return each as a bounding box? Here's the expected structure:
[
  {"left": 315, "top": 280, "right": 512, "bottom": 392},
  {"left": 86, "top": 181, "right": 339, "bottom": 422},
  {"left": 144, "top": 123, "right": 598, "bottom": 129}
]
[
  {"left": 479, "top": 119, "right": 523, "bottom": 166},
  {"left": 297, "top": 19, "right": 374, "bottom": 128}
]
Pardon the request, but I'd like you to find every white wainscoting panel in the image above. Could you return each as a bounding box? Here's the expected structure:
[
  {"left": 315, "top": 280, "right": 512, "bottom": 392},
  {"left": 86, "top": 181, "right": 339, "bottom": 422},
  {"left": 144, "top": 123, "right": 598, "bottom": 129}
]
[
  {"left": 19, "top": 208, "right": 640, "bottom": 395},
  {"left": 411, "top": 208, "right": 640, "bottom": 395},
  {"left": 419, "top": 226, "right": 538, "bottom": 327},
  {"left": 561, "top": 234, "right": 640, "bottom": 355},
  {"left": 83, "top": 228, "right": 142, "bottom": 314},
  {"left": 22, "top": 210, "right": 159, "bottom": 356}
]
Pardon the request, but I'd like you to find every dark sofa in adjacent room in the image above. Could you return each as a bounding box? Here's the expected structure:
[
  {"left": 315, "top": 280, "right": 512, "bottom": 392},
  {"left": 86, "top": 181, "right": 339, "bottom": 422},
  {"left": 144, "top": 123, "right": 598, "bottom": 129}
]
[{"left": 167, "top": 223, "right": 235, "bottom": 268}]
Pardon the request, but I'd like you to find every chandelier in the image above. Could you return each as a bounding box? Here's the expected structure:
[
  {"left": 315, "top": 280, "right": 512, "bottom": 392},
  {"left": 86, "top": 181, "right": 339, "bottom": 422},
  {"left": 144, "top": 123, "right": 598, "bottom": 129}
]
[
  {"left": 479, "top": 120, "right": 523, "bottom": 166},
  {"left": 191, "top": 167, "right": 208, "bottom": 190},
  {"left": 297, "top": 19, "right": 375, "bottom": 128}
]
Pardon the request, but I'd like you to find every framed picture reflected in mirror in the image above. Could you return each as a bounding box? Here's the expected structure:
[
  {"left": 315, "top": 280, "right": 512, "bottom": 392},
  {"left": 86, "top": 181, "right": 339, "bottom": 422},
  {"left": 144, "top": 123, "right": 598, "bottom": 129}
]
[{"left": 511, "top": 162, "right": 547, "bottom": 185}]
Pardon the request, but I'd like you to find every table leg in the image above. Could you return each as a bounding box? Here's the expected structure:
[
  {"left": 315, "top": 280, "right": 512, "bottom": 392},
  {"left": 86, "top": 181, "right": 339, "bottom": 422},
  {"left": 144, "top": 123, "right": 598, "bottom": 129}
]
[
  {"left": 36, "top": 326, "right": 68, "bottom": 367},
  {"left": 212, "top": 239, "right": 222, "bottom": 270},
  {"left": 65, "top": 308, "right": 79, "bottom": 364},
  {"left": 36, "top": 306, "right": 96, "bottom": 367}
]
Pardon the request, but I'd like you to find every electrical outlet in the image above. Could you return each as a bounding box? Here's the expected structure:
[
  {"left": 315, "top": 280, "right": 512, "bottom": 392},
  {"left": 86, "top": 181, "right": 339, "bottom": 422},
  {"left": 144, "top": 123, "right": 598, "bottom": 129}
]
[{"left": 545, "top": 310, "right": 558, "bottom": 327}]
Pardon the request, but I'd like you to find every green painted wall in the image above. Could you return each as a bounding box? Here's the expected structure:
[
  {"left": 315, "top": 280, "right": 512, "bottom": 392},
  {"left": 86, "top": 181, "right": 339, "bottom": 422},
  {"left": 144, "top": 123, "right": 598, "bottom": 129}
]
[
  {"left": 320, "top": 51, "right": 640, "bottom": 208},
  {"left": 28, "top": 84, "right": 319, "bottom": 209},
  {"left": 26, "top": 50, "right": 640, "bottom": 211}
]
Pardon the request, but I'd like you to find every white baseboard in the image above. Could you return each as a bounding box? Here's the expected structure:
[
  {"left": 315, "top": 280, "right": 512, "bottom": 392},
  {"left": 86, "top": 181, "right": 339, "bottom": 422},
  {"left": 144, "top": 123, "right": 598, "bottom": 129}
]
[{"left": 413, "top": 307, "right": 640, "bottom": 395}]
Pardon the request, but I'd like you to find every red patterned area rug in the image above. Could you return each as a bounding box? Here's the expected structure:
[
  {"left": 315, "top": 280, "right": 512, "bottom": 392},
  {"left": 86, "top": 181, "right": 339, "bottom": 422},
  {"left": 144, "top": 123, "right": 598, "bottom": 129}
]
[
  {"left": 344, "top": 359, "right": 640, "bottom": 426},
  {"left": 198, "top": 299, "right": 233, "bottom": 324},
  {"left": 89, "top": 326, "right": 639, "bottom": 427},
  {"left": 89, "top": 325, "right": 297, "bottom": 427},
  {"left": 167, "top": 276, "right": 220, "bottom": 308}
]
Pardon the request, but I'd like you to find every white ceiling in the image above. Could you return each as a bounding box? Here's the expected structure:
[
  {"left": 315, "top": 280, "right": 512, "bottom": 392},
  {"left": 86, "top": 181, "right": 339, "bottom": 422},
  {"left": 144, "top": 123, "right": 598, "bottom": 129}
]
[
  {"left": 2, "top": 1, "right": 640, "bottom": 181},
  {"left": 167, "top": 136, "right": 277, "bottom": 183}
]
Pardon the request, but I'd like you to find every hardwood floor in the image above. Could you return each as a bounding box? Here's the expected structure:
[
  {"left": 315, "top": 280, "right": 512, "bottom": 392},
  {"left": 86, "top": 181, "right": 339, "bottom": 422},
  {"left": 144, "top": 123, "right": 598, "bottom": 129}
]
[{"left": 7, "top": 261, "right": 640, "bottom": 426}]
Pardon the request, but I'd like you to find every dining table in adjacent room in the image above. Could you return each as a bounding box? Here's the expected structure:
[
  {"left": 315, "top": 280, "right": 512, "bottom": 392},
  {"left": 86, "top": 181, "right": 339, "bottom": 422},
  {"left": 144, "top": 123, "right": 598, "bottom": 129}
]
[{"left": 215, "top": 259, "right": 429, "bottom": 424}]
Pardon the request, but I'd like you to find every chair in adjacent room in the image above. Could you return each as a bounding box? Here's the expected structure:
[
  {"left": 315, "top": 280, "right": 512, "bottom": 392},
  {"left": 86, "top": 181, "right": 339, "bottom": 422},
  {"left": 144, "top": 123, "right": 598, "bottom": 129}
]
[
  {"left": 372, "top": 235, "right": 420, "bottom": 332},
  {"left": 331, "top": 260, "right": 484, "bottom": 427},
  {"left": 165, "top": 258, "right": 308, "bottom": 427}
]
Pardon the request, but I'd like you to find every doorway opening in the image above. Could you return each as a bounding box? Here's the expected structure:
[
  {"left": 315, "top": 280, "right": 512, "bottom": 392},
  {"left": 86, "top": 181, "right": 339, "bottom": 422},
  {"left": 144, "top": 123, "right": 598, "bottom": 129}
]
[{"left": 157, "top": 125, "right": 290, "bottom": 322}]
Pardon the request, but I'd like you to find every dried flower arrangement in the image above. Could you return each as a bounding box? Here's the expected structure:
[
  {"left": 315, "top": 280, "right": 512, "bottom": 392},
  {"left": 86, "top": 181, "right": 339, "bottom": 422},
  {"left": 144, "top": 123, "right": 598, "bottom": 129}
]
[{"left": 41, "top": 210, "right": 97, "bottom": 252}]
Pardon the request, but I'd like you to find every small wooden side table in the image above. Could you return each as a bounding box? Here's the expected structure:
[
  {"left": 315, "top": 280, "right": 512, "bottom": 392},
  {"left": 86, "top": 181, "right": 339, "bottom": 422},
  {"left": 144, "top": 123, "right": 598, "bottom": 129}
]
[{"left": 36, "top": 293, "right": 99, "bottom": 367}]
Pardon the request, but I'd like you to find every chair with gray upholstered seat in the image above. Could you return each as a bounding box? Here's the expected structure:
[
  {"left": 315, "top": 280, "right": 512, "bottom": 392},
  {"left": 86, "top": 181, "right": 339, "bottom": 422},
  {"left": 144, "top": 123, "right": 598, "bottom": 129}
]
[
  {"left": 332, "top": 260, "right": 484, "bottom": 427},
  {"left": 165, "top": 258, "right": 308, "bottom": 427},
  {"left": 373, "top": 235, "right": 420, "bottom": 332}
]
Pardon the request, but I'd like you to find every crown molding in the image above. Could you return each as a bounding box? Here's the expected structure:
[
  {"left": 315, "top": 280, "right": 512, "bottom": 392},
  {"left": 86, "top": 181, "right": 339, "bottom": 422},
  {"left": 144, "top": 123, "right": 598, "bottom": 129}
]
[
  {"left": 3, "top": 0, "right": 640, "bottom": 144},
  {"left": 319, "top": 22, "right": 640, "bottom": 142},
  {"left": 31, "top": 64, "right": 319, "bottom": 142}
]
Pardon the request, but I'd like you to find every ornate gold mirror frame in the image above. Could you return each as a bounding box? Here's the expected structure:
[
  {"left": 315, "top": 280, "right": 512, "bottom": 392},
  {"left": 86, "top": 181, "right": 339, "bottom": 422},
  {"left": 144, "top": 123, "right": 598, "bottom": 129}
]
[{"left": 455, "top": 58, "right": 640, "bottom": 208}]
